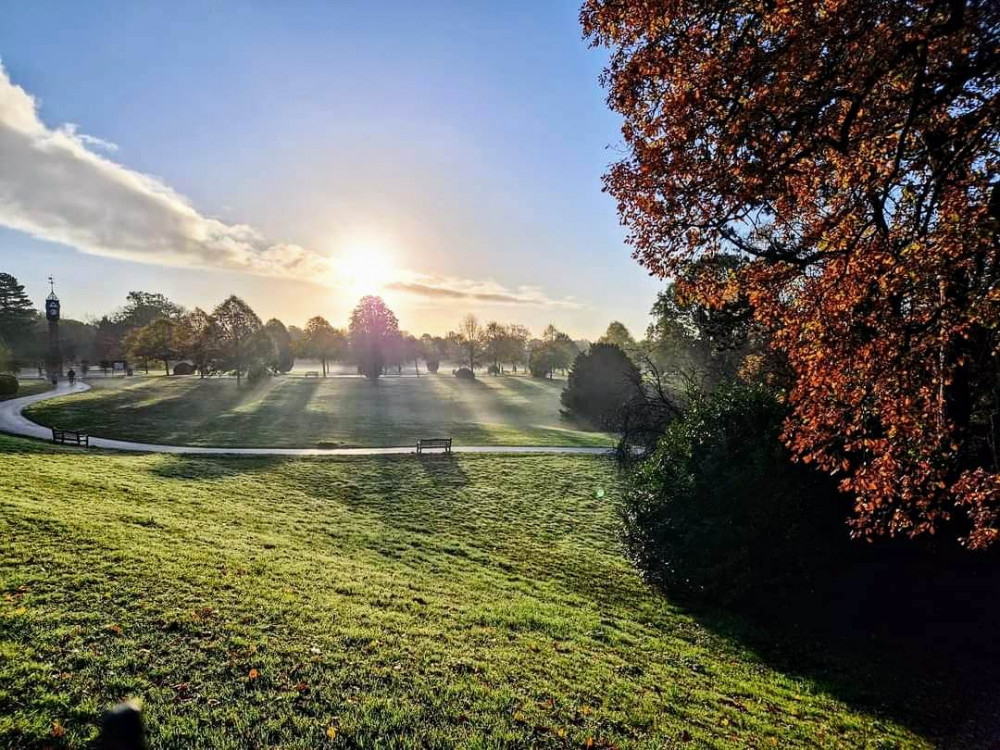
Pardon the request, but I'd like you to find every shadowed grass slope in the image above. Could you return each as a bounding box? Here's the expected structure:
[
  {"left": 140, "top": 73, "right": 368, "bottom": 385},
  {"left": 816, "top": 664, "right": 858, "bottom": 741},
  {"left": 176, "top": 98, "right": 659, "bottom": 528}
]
[
  {"left": 25, "top": 375, "right": 613, "bottom": 448},
  {"left": 0, "top": 436, "right": 925, "bottom": 748}
]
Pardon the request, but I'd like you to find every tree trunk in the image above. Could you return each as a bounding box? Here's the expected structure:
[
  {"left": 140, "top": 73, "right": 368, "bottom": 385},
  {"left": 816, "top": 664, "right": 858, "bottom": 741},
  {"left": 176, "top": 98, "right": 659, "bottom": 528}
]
[
  {"left": 322, "top": 357, "right": 327, "bottom": 377},
  {"left": 164, "top": 358, "right": 170, "bottom": 376}
]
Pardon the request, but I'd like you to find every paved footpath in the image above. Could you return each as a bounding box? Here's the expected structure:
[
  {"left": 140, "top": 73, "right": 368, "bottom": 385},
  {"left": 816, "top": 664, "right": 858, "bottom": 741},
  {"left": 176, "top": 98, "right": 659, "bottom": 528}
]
[{"left": 0, "top": 381, "right": 610, "bottom": 457}]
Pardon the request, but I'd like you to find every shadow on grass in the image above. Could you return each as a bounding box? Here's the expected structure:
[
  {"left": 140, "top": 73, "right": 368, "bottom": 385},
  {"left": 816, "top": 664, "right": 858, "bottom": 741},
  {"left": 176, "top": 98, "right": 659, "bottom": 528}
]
[{"left": 681, "top": 547, "right": 1000, "bottom": 746}]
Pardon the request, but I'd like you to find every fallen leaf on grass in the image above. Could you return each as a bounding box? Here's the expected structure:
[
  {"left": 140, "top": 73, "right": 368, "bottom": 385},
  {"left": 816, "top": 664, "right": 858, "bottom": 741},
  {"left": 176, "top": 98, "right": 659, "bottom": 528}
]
[
  {"left": 248, "top": 668, "right": 259, "bottom": 680},
  {"left": 326, "top": 726, "right": 338, "bottom": 740}
]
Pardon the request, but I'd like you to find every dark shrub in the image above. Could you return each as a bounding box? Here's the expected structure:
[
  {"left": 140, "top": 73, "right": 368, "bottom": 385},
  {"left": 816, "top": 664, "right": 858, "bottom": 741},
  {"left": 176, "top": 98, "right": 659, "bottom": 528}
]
[
  {"left": 560, "top": 343, "right": 643, "bottom": 430},
  {"left": 454, "top": 367, "right": 475, "bottom": 380},
  {"left": 246, "top": 363, "right": 270, "bottom": 385},
  {"left": 426, "top": 360, "right": 440, "bottom": 373},
  {"left": 172, "top": 362, "right": 196, "bottom": 376},
  {"left": 620, "top": 382, "right": 845, "bottom": 604},
  {"left": 487, "top": 364, "right": 501, "bottom": 375},
  {"left": 0, "top": 374, "right": 18, "bottom": 396}
]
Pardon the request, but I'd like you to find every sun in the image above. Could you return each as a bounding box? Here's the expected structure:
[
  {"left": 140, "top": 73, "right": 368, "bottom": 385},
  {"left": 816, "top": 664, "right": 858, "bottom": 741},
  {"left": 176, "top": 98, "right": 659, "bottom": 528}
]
[{"left": 336, "top": 243, "right": 396, "bottom": 296}]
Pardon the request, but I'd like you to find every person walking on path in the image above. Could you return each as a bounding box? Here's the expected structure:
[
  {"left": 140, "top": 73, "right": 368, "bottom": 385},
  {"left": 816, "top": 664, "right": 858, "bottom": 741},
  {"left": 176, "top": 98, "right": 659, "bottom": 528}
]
[{"left": 67, "top": 368, "right": 76, "bottom": 386}]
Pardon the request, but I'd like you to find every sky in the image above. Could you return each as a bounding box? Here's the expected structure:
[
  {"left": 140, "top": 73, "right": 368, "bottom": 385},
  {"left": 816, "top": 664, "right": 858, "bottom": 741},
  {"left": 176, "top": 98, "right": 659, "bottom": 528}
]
[{"left": 0, "top": 1, "right": 663, "bottom": 339}]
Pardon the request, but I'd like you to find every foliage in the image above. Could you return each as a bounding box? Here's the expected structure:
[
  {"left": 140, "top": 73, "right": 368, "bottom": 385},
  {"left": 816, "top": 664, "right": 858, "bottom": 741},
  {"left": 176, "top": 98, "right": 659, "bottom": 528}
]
[
  {"left": 0, "top": 373, "right": 18, "bottom": 396},
  {"left": 211, "top": 296, "right": 264, "bottom": 388},
  {"left": 123, "top": 319, "right": 177, "bottom": 375},
  {"left": 560, "top": 343, "right": 644, "bottom": 430},
  {"left": 263, "top": 319, "right": 295, "bottom": 373},
  {"left": 620, "top": 383, "right": 845, "bottom": 603},
  {"left": 0, "top": 272, "right": 37, "bottom": 361},
  {"left": 645, "top": 255, "right": 762, "bottom": 389},
  {"left": 173, "top": 308, "right": 219, "bottom": 378},
  {"left": 420, "top": 334, "right": 448, "bottom": 372},
  {"left": 349, "top": 296, "right": 399, "bottom": 380},
  {"left": 584, "top": 0, "right": 1000, "bottom": 547},
  {"left": 529, "top": 325, "right": 577, "bottom": 378},
  {"left": 303, "top": 317, "right": 344, "bottom": 377},
  {"left": 483, "top": 322, "right": 529, "bottom": 372},
  {"left": 115, "top": 291, "right": 184, "bottom": 329},
  {"left": 246, "top": 362, "right": 271, "bottom": 386},
  {"left": 172, "top": 362, "right": 195, "bottom": 376},
  {"left": 454, "top": 366, "right": 475, "bottom": 380},
  {"left": 596, "top": 321, "right": 637, "bottom": 357}
]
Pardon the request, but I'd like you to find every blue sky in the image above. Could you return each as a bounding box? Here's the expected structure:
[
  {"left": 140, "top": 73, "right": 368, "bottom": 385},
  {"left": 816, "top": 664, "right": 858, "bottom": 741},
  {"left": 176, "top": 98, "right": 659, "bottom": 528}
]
[{"left": 0, "top": 1, "right": 662, "bottom": 338}]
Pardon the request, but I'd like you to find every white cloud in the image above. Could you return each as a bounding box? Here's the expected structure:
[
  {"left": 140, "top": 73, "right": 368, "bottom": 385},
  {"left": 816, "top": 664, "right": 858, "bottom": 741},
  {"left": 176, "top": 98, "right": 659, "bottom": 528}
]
[{"left": 0, "top": 61, "right": 571, "bottom": 307}]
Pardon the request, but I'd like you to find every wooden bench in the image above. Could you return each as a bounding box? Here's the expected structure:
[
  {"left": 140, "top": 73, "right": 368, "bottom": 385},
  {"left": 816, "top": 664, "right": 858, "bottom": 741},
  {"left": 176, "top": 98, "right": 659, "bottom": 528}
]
[
  {"left": 416, "top": 437, "right": 452, "bottom": 455},
  {"left": 51, "top": 428, "right": 89, "bottom": 447}
]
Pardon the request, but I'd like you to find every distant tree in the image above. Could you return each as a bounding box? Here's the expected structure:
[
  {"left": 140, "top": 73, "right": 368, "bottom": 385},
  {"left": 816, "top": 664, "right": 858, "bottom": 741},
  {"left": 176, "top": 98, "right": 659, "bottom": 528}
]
[
  {"left": 561, "top": 343, "right": 644, "bottom": 430},
  {"left": 264, "top": 318, "right": 295, "bottom": 373},
  {"left": 529, "top": 326, "right": 579, "bottom": 379},
  {"left": 598, "top": 321, "right": 637, "bottom": 356},
  {"left": 0, "top": 272, "right": 38, "bottom": 362},
  {"left": 125, "top": 318, "right": 177, "bottom": 375},
  {"left": 175, "top": 308, "right": 219, "bottom": 377},
  {"left": 420, "top": 334, "right": 447, "bottom": 373},
  {"left": 212, "top": 295, "right": 264, "bottom": 388},
  {"left": 349, "top": 296, "right": 399, "bottom": 380},
  {"left": 484, "top": 321, "right": 507, "bottom": 373},
  {"left": 401, "top": 334, "right": 423, "bottom": 376},
  {"left": 287, "top": 325, "right": 306, "bottom": 357},
  {"left": 505, "top": 324, "right": 530, "bottom": 373},
  {"left": 304, "top": 316, "right": 344, "bottom": 377},
  {"left": 457, "top": 314, "right": 484, "bottom": 371},
  {"left": 116, "top": 291, "right": 184, "bottom": 328}
]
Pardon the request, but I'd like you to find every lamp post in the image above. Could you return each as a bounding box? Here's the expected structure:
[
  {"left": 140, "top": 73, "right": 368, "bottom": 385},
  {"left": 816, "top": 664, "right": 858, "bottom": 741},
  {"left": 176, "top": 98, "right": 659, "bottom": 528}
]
[{"left": 45, "top": 276, "right": 62, "bottom": 379}]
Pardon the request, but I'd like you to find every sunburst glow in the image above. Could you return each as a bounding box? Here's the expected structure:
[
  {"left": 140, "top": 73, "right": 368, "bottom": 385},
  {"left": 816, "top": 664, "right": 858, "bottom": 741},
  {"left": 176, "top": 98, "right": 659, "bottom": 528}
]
[{"left": 335, "top": 242, "right": 397, "bottom": 296}]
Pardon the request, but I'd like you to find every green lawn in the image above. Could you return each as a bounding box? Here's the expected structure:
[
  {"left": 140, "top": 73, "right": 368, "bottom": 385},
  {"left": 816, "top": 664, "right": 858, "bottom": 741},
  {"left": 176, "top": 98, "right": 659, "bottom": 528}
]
[
  {"left": 2, "top": 380, "right": 50, "bottom": 402},
  {"left": 25, "top": 374, "right": 613, "bottom": 448},
  {"left": 0, "top": 436, "right": 926, "bottom": 748}
]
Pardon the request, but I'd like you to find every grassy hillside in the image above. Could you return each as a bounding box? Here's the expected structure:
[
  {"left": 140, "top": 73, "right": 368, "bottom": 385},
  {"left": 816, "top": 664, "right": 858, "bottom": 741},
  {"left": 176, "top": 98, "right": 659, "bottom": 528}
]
[
  {"left": 25, "top": 374, "right": 613, "bottom": 448},
  {"left": 0, "top": 436, "right": 926, "bottom": 748}
]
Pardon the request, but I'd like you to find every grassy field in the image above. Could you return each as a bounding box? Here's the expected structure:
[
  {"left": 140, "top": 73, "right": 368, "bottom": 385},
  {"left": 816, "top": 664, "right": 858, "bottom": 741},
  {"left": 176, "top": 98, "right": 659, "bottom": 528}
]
[
  {"left": 0, "top": 436, "right": 928, "bottom": 748},
  {"left": 25, "top": 374, "right": 613, "bottom": 448},
  {"left": 3, "top": 380, "right": 50, "bottom": 402}
]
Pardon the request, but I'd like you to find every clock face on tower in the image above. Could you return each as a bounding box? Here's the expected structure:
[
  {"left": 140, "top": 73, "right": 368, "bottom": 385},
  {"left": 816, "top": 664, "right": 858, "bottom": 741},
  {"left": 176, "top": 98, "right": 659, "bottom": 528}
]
[{"left": 46, "top": 298, "right": 60, "bottom": 321}]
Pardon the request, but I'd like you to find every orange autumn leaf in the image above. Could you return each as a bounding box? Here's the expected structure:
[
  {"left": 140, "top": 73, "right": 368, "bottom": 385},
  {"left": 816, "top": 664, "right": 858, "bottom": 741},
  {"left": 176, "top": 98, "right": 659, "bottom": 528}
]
[
  {"left": 52, "top": 720, "right": 66, "bottom": 738},
  {"left": 248, "top": 668, "right": 259, "bottom": 680}
]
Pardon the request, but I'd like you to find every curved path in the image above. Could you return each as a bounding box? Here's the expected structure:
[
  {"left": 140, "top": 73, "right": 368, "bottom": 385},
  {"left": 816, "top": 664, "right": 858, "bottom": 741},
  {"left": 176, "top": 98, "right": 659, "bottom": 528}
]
[{"left": 0, "top": 381, "right": 610, "bottom": 456}]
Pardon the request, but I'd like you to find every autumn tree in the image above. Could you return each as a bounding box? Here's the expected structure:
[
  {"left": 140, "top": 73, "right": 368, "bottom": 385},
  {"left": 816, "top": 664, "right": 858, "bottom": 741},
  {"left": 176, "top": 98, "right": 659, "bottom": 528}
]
[
  {"left": 349, "top": 296, "right": 399, "bottom": 380},
  {"left": 304, "top": 316, "right": 344, "bottom": 377},
  {"left": 212, "top": 295, "right": 264, "bottom": 388},
  {"left": 124, "top": 318, "right": 177, "bottom": 375},
  {"left": 584, "top": 0, "right": 1000, "bottom": 547}
]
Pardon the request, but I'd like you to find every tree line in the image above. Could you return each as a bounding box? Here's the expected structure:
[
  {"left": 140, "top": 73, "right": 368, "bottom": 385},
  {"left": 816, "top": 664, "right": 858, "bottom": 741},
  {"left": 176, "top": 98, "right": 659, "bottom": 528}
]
[{"left": 0, "top": 275, "right": 595, "bottom": 386}]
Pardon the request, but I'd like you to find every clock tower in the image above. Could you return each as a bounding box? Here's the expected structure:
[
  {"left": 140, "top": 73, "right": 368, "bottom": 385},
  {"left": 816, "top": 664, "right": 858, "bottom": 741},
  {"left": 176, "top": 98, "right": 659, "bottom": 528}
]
[{"left": 45, "top": 276, "right": 63, "bottom": 378}]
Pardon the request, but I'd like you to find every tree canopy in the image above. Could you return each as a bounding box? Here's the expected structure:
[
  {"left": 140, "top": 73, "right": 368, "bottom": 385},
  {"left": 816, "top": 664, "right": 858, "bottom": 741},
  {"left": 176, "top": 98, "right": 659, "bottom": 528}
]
[
  {"left": 584, "top": 0, "right": 1000, "bottom": 547},
  {"left": 349, "top": 296, "right": 399, "bottom": 380},
  {"left": 212, "top": 295, "right": 264, "bottom": 388}
]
